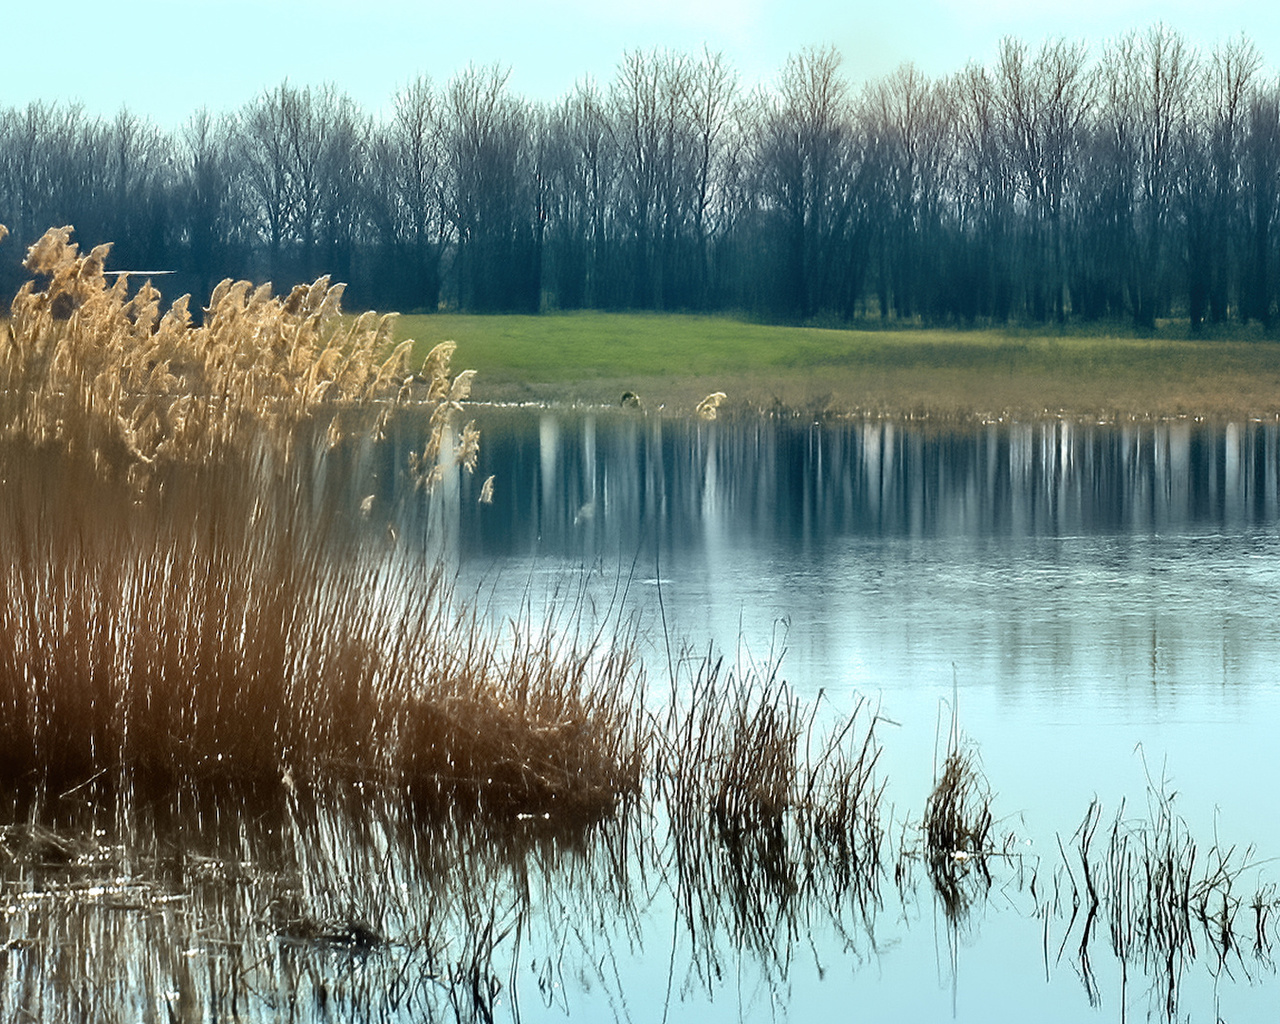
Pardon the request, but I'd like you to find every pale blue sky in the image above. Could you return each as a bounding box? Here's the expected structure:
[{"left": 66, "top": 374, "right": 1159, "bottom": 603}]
[{"left": 1, "top": 0, "right": 1274, "bottom": 127}]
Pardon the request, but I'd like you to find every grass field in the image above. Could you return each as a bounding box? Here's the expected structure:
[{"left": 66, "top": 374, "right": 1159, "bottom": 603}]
[{"left": 396, "top": 311, "right": 1280, "bottom": 422}]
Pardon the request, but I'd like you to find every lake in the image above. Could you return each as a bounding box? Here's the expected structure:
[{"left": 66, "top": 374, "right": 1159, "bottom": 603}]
[
  {"left": 4, "top": 408, "right": 1280, "bottom": 1023},
  {"left": 439, "top": 409, "right": 1280, "bottom": 1021}
]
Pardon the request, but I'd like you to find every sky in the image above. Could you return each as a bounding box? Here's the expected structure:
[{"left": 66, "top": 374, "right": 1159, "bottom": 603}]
[{"left": 0, "top": 0, "right": 1276, "bottom": 128}]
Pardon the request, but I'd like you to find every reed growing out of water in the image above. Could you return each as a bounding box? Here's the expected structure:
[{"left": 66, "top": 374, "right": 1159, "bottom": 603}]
[
  {"left": 654, "top": 646, "right": 886, "bottom": 970},
  {"left": 923, "top": 712, "right": 994, "bottom": 862},
  {"left": 914, "top": 705, "right": 997, "bottom": 922},
  {"left": 1059, "top": 776, "right": 1274, "bottom": 1020},
  {"left": 0, "top": 226, "right": 642, "bottom": 817}
]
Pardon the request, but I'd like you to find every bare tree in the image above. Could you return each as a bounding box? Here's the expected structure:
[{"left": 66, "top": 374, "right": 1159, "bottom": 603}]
[
  {"left": 950, "top": 63, "right": 1015, "bottom": 320},
  {"left": 1203, "top": 37, "right": 1264, "bottom": 324},
  {"left": 611, "top": 49, "right": 668, "bottom": 307},
  {"left": 4, "top": 31, "right": 1280, "bottom": 325},
  {"left": 1243, "top": 84, "right": 1280, "bottom": 326},
  {"left": 995, "top": 37, "right": 1093, "bottom": 321},
  {"left": 685, "top": 48, "right": 738, "bottom": 306},
  {"left": 1092, "top": 27, "right": 1198, "bottom": 327},
  {"left": 368, "top": 76, "right": 451, "bottom": 310},
  {"left": 315, "top": 88, "right": 368, "bottom": 289},
  {"left": 178, "top": 107, "right": 245, "bottom": 307},
  {"left": 864, "top": 62, "right": 952, "bottom": 319},
  {"left": 752, "top": 46, "right": 860, "bottom": 318},
  {"left": 447, "top": 64, "right": 539, "bottom": 311},
  {"left": 238, "top": 84, "right": 298, "bottom": 281},
  {"left": 542, "top": 79, "right": 618, "bottom": 308}
]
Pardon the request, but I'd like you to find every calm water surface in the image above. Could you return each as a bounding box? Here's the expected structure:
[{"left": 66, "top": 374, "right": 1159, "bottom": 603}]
[
  {"left": 418, "top": 409, "right": 1280, "bottom": 1021},
  {"left": 10, "top": 410, "right": 1274, "bottom": 1023}
]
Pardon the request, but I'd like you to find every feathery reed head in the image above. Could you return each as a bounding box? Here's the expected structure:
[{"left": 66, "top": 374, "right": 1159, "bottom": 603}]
[
  {"left": 2, "top": 226, "right": 479, "bottom": 489},
  {"left": 696, "top": 391, "right": 727, "bottom": 421}
]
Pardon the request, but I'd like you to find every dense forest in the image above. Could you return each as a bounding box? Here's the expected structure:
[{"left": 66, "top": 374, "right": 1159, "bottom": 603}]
[{"left": 2, "top": 25, "right": 1279, "bottom": 330}]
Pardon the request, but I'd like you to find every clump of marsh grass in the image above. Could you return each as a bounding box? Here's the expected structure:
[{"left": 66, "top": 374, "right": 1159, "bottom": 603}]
[
  {"left": 923, "top": 703, "right": 995, "bottom": 864},
  {"left": 0, "top": 225, "right": 643, "bottom": 819},
  {"left": 918, "top": 702, "right": 996, "bottom": 921},
  {"left": 0, "top": 463, "right": 644, "bottom": 816},
  {"left": 657, "top": 648, "right": 883, "bottom": 858},
  {"left": 1057, "top": 769, "right": 1271, "bottom": 1021},
  {"left": 3, "top": 227, "right": 434, "bottom": 478},
  {"left": 651, "top": 645, "right": 885, "bottom": 977}
]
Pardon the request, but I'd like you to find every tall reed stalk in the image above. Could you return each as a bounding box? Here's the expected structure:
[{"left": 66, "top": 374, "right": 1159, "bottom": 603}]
[{"left": 0, "top": 226, "right": 641, "bottom": 818}]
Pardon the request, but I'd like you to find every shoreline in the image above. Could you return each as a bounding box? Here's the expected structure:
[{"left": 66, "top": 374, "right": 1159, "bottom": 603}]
[
  {"left": 397, "top": 312, "right": 1280, "bottom": 426},
  {"left": 464, "top": 370, "right": 1280, "bottom": 427}
]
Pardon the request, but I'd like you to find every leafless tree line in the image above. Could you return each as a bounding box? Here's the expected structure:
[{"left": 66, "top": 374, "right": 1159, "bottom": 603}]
[{"left": 3, "top": 26, "right": 1279, "bottom": 329}]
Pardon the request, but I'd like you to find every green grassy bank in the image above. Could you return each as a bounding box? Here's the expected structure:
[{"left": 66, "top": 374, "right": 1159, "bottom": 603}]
[{"left": 396, "top": 311, "right": 1280, "bottom": 422}]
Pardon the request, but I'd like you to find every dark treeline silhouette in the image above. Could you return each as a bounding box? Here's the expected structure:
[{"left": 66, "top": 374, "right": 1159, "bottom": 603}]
[{"left": 3, "top": 26, "right": 1279, "bottom": 330}]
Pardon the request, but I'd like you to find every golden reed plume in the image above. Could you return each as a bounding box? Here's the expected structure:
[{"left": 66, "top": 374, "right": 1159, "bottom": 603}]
[{"left": 0, "top": 224, "right": 478, "bottom": 487}]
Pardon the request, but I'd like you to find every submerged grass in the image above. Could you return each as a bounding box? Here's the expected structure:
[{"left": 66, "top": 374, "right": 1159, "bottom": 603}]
[{"left": 912, "top": 703, "right": 998, "bottom": 924}]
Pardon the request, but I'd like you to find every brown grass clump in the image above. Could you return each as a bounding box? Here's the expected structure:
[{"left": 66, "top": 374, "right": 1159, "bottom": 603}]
[
  {"left": 657, "top": 649, "right": 883, "bottom": 848},
  {"left": 654, "top": 647, "right": 885, "bottom": 960},
  {"left": 919, "top": 704, "right": 996, "bottom": 921},
  {"left": 0, "top": 225, "right": 643, "bottom": 819},
  {"left": 923, "top": 741, "right": 994, "bottom": 861}
]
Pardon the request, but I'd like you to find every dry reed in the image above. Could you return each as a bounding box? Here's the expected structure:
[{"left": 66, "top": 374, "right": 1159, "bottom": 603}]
[
  {"left": 1054, "top": 773, "right": 1271, "bottom": 1021},
  {"left": 650, "top": 645, "right": 885, "bottom": 983},
  {"left": 694, "top": 391, "right": 727, "bottom": 421},
  {"left": 917, "top": 704, "right": 997, "bottom": 923},
  {"left": 923, "top": 709, "right": 994, "bottom": 862},
  {"left": 0, "top": 225, "right": 643, "bottom": 819}
]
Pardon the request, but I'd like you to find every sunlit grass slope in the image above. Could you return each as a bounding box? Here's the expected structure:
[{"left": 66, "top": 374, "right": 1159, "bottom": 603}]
[{"left": 399, "top": 311, "right": 1280, "bottom": 421}]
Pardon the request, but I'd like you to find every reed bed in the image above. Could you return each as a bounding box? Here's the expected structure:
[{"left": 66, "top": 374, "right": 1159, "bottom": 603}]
[{"left": 0, "top": 225, "right": 640, "bottom": 818}]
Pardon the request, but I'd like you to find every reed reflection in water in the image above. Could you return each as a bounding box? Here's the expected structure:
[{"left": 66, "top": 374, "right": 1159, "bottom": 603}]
[{"left": 4, "top": 745, "right": 1279, "bottom": 1023}]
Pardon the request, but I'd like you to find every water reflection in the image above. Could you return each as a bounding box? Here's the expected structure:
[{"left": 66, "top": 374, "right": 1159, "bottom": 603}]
[
  {"left": 6, "top": 409, "right": 1280, "bottom": 1022},
  {"left": 453, "top": 413, "right": 1280, "bottom": 552},
  {"left": 429, "top": 407, "right": 1280, "bottom": 1019},
  {"left": 413, "top": 410, "right": 1280, "bottom": 724},
  {"left": 3, "top": 765, "right": 1277, "bottom": 1023}
]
